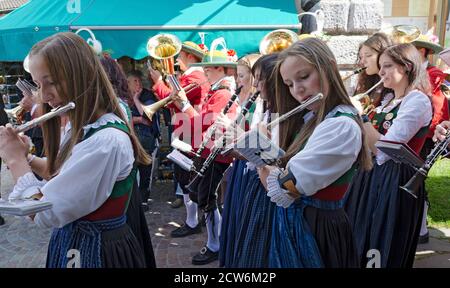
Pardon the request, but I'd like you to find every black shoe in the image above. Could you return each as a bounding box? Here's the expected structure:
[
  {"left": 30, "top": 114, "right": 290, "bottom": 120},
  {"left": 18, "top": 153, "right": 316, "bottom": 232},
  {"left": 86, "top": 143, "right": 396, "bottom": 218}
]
[
  {"left": 418, "top": 232, "right": 429, "bottom": 244},
  {"left": 170, "top": 222, "right": 201, "bottom": 238},
  {"left": 170, "top": 198, "right": 184, "bottom": 209},
  {"left": 0, "top": 215, "right": 4, "bottom": 226},
  {"left": 192, "top": 246, "right": 218, "bottom": 265}
]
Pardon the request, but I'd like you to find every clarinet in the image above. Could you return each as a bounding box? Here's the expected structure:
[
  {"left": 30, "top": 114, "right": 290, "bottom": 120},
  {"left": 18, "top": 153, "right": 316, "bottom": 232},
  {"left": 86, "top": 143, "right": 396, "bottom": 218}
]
[
  {"left": 220, "top": 91, "right": 261, "bottom": 156},
  {"left": 192, "top": 86, "right": 242, "bottom": 164},
  {"left": 401, "top": 130, "right": 450, "bottom": 198},
  {"left": 186, "top": 91, "right": 260, "bottom": 194}
]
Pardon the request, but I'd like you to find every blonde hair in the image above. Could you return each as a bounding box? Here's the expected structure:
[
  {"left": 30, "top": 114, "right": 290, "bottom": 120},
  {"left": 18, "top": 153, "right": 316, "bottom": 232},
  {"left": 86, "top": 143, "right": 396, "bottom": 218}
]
[
  {"left": 30, "top": 32, "right": 150, "bottom": 176},
  {"left": 237, "top": 53, "right": 261, "bottom": 96},
  {"left": 275, "top": 37, "right": 372, "bottom": 170}
]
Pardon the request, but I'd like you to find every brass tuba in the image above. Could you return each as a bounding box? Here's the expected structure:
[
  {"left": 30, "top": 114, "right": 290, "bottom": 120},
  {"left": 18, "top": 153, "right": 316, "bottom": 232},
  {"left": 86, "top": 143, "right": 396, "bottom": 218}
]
[
  {"left": 383, "top": 25, "right": 421, "bottom": 44},
  {"left": 147, "top": 33, "right": 182, "bottom": 76},
  {"left": 259, "top": 29, "right": 299, "bottom": 55}
]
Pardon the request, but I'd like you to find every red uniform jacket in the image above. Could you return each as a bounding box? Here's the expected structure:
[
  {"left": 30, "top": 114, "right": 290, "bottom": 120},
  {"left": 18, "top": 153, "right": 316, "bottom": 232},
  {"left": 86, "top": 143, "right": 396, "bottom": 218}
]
[
  {"left": 186, "top": 87, "right": 237, "bottom": 164},
  {"left": 427, "top": 66, "right": 449, "bottom": 137},
  {"left": 152, "top": 67, "right": 210, "bottom": 134}
]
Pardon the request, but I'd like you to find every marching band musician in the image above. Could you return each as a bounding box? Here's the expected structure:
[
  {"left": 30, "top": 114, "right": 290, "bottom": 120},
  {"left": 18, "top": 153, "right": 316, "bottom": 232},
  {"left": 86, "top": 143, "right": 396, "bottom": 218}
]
[
  {"left": 412, "top": 36, "right": 449, "bottom": 244},
  {"left": 434, "top": 48, "right": 450, "bottom": 146},
  {"left": 354, "top": 33, "right": 393, "bottom": 114},
  {"left": 219, "top": 53, "right": 278, "bottom": 268},
  {"left": 257, "top": 37, "right": 372, "bottom": 268},
  {"left": 171, "top": 45, "right": 238, "bottom": 265},
  {"left": 0, "top": 33, "right": 150, "bottom": 268},
  {"left": 345, "top": 43, "right": 432, "bottom": 267},
  {"left": 149, "top": 41, "right": 210, "bottom": 236}
]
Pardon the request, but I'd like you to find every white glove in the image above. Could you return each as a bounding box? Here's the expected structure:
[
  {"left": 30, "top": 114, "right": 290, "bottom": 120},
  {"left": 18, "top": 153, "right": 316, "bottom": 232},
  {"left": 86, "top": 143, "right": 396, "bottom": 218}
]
[{"left": 266, "top": 168, "right": 295, "bottom": 208}]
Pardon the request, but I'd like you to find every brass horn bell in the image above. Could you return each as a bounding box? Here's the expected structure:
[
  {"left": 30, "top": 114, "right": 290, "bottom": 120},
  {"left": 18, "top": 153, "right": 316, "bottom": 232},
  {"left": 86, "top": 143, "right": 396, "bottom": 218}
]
[
  {"left": 259, "top": 29, "right": 299, "bottom": 55},
  {"left": 383, "top": 25, "right": 421, "bottom": 44}
]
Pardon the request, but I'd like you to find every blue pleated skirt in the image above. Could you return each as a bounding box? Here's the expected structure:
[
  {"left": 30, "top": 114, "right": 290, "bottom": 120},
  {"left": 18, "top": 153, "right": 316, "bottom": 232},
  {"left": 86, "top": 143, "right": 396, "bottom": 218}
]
[
  {"left": 220, "top": 160, "right": 276, "bottom": 268},
  {"left": 344, "top": 159, "right": 425, "bottom": 267}
]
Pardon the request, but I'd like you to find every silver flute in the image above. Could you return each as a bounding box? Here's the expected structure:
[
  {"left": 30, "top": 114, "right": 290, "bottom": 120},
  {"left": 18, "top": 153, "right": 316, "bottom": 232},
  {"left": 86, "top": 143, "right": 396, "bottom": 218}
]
[
  {"left": 267, "top": 93, "right": 324, "bottom": 130},
  {"left": 14, "top": 102, "right": 75, "bottom": 133}
]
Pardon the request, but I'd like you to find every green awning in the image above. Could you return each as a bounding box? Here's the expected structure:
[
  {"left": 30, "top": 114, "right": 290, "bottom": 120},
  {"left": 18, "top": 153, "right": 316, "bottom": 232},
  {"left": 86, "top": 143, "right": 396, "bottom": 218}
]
[{"left": 0, "top": 0, "right": 300, "bottom": 61}]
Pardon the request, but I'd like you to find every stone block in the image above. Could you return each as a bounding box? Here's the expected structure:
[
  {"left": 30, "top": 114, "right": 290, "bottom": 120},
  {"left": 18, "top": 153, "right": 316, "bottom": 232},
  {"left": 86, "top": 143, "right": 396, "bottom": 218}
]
[
  {"left": 320, "top": 0, "right": 351, "bottom": 34},
  {"left": 327, "top": 35, "right": 368, "bottom": 65},
  {"left": 348, "top": 0, "right": 383, "bottom": 34}
]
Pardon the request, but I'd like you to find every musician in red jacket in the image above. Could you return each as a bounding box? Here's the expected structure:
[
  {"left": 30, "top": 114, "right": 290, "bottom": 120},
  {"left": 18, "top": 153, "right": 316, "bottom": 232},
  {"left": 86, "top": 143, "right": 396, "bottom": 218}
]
[
  {"left": 172, "top": 47, "right": 238, "bottom": 265},
  {"left": 149, "top": 41, "right": 210, "bottom": 209},
  {"left": 413, "top": 35, "right": 449, "bottom": 244}
]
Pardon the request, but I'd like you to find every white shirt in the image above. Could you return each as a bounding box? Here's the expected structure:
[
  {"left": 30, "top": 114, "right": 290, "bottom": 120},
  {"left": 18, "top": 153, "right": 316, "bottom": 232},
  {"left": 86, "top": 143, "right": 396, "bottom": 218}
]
[
  {"left": 285, "top": 105, "right": 361, "bottom": 196},
  {"left": 376, "top": 90, "right": 432, "bottom": 165},
  {"left": 14, "top": 113, "right": 134, "bottom": 228}
]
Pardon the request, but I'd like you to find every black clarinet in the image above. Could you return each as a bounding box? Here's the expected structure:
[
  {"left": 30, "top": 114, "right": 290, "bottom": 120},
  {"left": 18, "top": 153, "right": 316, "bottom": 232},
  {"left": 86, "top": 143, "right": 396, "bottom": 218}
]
[
  {"left": 191, "top": 86, "right": 242, "bottom": 166},
  {"left": 186, "top": 91, "right": 260, "bottom": 194},
  {"left": 401, "top": 130, "right": 450, "bottom": 198}
]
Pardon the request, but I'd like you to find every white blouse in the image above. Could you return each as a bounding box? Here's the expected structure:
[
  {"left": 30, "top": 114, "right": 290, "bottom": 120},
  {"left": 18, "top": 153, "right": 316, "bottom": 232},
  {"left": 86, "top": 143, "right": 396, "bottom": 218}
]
[
  {"left": 376, "top": 90, "right": 432, "bottom": 165},
  {"left": 12, "top": 113, "right": 134, "bottom": 228},
  {"left": 267, "top": 105, "right": 362, "bottom": 197}
]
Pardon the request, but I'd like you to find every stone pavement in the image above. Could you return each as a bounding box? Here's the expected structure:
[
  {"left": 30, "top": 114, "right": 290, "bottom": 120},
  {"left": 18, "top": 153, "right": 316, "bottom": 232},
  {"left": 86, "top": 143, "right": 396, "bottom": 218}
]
[{"left": 1, "top": 164, "right": 449, "bottom": 268}]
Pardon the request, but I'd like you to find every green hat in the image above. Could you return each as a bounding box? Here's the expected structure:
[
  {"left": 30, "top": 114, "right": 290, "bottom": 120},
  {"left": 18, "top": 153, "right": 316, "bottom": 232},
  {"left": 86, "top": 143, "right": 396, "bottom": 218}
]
[
  {"left": 190, "top": 50, "right": 238, "bottom": 68},
  {"left": 181, "top": 41, "right": 206, "bottom": 59},
  {"left": 412, "top": 34, "right": 443, "bottom": 54}
]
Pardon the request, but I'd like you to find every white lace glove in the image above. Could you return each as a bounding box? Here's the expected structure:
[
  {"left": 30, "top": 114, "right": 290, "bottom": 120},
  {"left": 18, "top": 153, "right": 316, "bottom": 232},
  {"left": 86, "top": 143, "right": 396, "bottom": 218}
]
[
  {"left": 266, "top": 168, "right": 295, "bottom": 208},
  {"left": 8, "top": 172, "right": 43, "bottom": 201}
]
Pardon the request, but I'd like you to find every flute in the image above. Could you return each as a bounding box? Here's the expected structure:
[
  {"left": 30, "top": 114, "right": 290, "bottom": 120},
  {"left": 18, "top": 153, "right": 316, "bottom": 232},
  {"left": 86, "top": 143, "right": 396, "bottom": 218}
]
[
  {"left": 14, "top": 102, "right": 76, "bottom": 133},
  {"left": 267, "top": 93, "right": 324, "bottom": 130}
]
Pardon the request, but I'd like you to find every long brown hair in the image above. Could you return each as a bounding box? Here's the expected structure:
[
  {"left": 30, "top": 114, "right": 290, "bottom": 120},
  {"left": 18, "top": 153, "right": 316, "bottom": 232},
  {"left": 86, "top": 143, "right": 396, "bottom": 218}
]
[
  {"left": 275, "top": 37, "right": 372, "bottom": 170},
  {"left": 380, "top": 43, "right": 431, "bottom": 97},
  {"left": 30, "top": 32, "right": 150, "bottom": 176},
  {"left": 356, "top": 33, "right": 393, "bottom": 93}
]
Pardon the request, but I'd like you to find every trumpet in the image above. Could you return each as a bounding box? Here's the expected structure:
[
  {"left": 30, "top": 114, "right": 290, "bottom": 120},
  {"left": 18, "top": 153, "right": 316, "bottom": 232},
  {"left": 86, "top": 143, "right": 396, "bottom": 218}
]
[
  {"left": 352, "top": 79, "right": 383, "bottom": 101},
  {"left": 5, "top": 78, "right": 39, "bottom": 125},
  {"left": 4, "top": 105, "right": 26, "bottom": 125},
  {"left": 14, "top": 102, "right": 75, "bottom": 133},
  {"left": 142, "top": 80, "right": 208, "bottom": 120},
  {"left": 401, "top": 130, "right": 450, "bottom": 198},
  {"left": 342, "top": 67, "right": 367, "bottom": 82}
]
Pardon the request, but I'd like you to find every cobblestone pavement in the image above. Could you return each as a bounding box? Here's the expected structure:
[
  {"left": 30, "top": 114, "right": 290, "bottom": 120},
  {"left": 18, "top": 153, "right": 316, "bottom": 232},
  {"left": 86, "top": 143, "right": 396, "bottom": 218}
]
[{"left": 1, "top": 165, "right": 449, "bottom": 268}]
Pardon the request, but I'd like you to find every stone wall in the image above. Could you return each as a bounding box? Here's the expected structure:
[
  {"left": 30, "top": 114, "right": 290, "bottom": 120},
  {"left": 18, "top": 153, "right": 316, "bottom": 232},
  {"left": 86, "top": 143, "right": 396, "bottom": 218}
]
[{"left": 296, "top": 0, "right": 384, "bottom": 66}]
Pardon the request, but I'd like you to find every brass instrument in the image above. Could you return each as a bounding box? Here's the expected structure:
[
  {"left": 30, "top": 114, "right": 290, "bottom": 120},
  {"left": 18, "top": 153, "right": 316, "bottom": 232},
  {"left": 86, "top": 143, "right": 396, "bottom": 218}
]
[
  {"left": 142, "top": 80, "right": 208, "bottom": 120},
  {"left": 4, "top": 105, "right": 25, "bottom": 125},
  {"left": 259, "top": 29, "right": 299, "bottom": 55},
  {"left": 352, "top": 79, "right": 383, "bottom": 115},
  {"left": 5, "top": 78, "right": 38, "bottom": 125},
  {"left": 342, "top": 67, "right": 367, "bottom": 82},
  {"left": 15, "top": 102, "right": 75, "bottom": 133},
  {"left": 147, "top": 33, "right": 182, "bottom": 91},
  {"left": 401, "top": 130, "right": 450, "bottom": 198},
  {"left": 383, "top": 25, "right": 421, "bottom": 44}
]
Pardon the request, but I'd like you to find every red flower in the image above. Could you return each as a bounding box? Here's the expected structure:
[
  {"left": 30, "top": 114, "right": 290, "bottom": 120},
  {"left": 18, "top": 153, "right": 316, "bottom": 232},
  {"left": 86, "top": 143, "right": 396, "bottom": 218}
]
[
  {"left": 198, "top": 44, "right": 208, "bottom": 51},
  {"left": 227, "top": 49, "right": 236, "bottom": 56}
]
